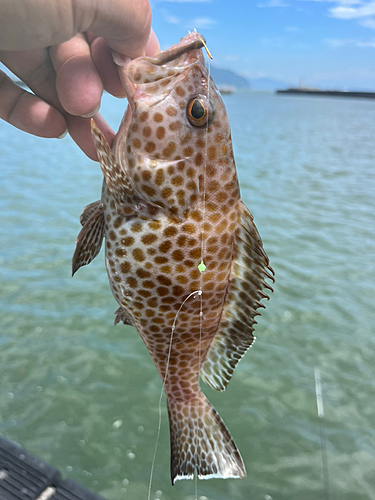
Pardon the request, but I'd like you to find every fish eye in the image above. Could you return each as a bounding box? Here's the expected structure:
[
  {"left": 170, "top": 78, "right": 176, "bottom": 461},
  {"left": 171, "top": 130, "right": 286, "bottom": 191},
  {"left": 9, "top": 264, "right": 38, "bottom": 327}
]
[
  {"left": 190, "top": 100, "right": 205, "bottom": 120},
  {"left": 186, "top": 95, "right": 211, "bottom": 127}
]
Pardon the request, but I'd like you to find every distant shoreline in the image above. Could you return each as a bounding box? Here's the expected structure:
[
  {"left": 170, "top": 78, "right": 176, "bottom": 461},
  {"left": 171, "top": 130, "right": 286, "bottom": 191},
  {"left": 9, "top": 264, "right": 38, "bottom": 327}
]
[{"left": 276, "top": 88, "right": 375, "bottom": 100}]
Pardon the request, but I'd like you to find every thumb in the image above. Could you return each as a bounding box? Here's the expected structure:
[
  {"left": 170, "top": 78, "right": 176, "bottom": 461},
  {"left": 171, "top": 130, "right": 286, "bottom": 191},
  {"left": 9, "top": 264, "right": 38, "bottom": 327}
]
[{"left": 87, "top": 0, "right": 152, "bottom": 58}]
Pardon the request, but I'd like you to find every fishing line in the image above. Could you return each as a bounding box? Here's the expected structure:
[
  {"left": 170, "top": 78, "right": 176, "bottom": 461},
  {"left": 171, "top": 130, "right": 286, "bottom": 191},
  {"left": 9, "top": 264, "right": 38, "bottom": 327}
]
[
  {"left": 149, "top": 43, "right": 213, "bottom": 499},
  {"left": 199, "top": 49, "right": 211, "bottom": 283},
  {"left": 196, "top": 46, "right": 212, "bottom": 386},
  {"left": 147, "top": 290, "right": 203, "bottom": 500},
  {"left": 194, "top": 470, "right": 198, "bottom": 500},
  {"left": 195, "top": 47, "right": 212, "bottom": 496},
  {"left": 314, "top": 367, "right": 330, "bottom": 500}
]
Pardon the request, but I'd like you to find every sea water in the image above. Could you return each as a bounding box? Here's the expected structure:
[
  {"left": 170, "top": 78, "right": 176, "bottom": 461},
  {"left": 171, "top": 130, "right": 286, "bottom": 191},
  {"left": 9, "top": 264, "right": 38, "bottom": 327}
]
[{"left": 0, "top": 92, "right": 374, "bottom": 500}]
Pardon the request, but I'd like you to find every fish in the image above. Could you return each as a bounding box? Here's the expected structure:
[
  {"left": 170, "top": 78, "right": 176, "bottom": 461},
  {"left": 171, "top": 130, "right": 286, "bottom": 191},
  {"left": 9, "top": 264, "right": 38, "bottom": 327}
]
[{"left": 72, "top": 32, "right": 274, "bottom": 484}]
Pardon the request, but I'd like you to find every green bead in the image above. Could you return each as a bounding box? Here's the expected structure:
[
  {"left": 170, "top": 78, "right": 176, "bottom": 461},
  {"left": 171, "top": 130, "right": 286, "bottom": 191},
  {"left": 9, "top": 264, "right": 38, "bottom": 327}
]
[{"left": 198, "top": 261, "right": 206, "bottom": 273}]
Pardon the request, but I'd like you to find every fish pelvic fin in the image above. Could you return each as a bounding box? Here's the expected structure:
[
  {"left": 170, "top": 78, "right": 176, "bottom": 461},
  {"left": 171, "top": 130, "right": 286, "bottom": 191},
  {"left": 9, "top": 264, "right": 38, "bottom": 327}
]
[
  {"left": 79, "top": 200, "right": 102, "bottom": 226},
  {"left": 72, "top": 203, "right": 104, "bottom": 276},
  {"left": 168, "top": 391, "right": 246, "bottom": 485},
  {"left": 114, "top": 307, "right": 134, "bottom": 326},
  {"left": 200, "top": 201, "right": 274, "bottom": 391},
  {"left": 90, "top": 119, "right": 137, "bottom": 217}
]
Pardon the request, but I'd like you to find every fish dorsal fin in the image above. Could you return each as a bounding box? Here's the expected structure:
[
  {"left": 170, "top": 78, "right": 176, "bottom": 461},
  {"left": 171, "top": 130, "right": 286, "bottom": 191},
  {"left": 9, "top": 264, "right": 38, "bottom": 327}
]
[
  {"left": 200, "top": 202, "right": 274, "bottom": 391},
  {"left": 72, "top": 203, "right": 105, "bottom": 276},
  {"left": 79, "top": 200, "right": 102, "bottom": 226},
  {"left": 90, "top": 119, "right": 137, "bottom": 217}
]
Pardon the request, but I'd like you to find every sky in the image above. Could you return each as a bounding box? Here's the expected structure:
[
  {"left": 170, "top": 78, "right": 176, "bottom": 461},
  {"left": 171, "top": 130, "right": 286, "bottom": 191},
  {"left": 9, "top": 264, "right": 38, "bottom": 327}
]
[{"left": 151, "top": 0, "right": 375, "bottom": 90}]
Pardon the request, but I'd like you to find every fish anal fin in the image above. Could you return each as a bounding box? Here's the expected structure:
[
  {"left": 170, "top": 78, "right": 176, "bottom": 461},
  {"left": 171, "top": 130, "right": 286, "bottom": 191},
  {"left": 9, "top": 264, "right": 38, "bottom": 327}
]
[
  {"left": 200, "top": 201, "right": 274, "bottom": 392},
  {"left": 90, "top": 119, "right": 136, "bottom": 217},
  {"left": 168, "top": 392, "right": 246, "bottom": 485},
  {"left": 72, "top": 204, "right": 104, "bottom": 276}
]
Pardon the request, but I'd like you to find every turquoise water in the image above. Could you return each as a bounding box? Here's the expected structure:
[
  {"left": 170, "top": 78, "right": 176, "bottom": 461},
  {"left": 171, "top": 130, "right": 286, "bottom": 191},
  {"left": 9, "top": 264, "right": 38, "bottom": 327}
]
[{"left": 0, "top": 92, "right": 374, "bottom": 500}]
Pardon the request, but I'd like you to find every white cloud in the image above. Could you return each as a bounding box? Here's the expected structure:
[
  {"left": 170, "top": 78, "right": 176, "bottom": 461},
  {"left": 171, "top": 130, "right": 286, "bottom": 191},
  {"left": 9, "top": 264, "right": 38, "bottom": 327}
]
[
  {"left": 311, "top": 66, "right": 375, "bottom": 80},
  {"left": 160, "top": 0, "right": 212, "bottom": 2},
  {"left": 260, "top": 36, "right": 285, "bottom": 46},
  {"left": 168, "top": 15, "right": 180, "bottom": 23},
  {"left": 258, "top": 0, "right": 290, "bottom": 7},
  {"left": 285, "top": 25, "right": 304, "bottom": 32},
  {"left": 360, "top": 16, "right": 375, "bottom": 26},
  {"left": 299, "top": 0, "right": 375, "bottom": 32},
  {"left": 159, "top": 8, "right": 181, "bottom": 23},
  {"left": 298, "top": 0, "right": 362, "bottom": 4},
  {"left": 223, "top": 54, "right": 239, "bottom": 61},
  {"left": 166, "top": 14, "right": 181, "bottom": 23},
  {"left": 336, "top": 0, "right": 362, "bottom": 4},
  {"left": 190, "top": 17, "right": 217, "bottom": 28},
  {"left": 329, "top": 2, "right": 375, "bottom": 19},
  {"left": 326, "top": 37, "right": 375, "bottom": 46}
]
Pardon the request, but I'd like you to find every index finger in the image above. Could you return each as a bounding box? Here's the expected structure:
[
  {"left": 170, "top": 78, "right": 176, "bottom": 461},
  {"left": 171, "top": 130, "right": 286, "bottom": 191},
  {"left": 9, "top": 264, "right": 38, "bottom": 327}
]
[{"left": 50, "top": 34, "right": 103, "bottom": 117}]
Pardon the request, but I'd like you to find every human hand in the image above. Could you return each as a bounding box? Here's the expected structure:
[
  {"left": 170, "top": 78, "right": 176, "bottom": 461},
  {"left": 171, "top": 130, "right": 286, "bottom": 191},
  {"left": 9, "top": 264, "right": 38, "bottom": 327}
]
[{"left": 0, "top": 0, "right": 160, "bottom": 159}]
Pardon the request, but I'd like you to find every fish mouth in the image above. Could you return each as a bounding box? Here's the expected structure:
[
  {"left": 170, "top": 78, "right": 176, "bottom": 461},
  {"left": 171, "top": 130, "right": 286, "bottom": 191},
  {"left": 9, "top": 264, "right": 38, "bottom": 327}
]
[
  {"left": 113, "top": 32, "right": 207, "bottom": 109},
  {"left": 149, "top": 33, "right": 206, "bottom": 66}
]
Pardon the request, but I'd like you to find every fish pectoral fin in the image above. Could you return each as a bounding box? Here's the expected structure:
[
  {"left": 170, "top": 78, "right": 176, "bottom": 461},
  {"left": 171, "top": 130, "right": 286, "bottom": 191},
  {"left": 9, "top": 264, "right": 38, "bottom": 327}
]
[
  {"left": 79, "top": 200, "right": 102, "bottom": 226},
  {"left": 90, "top": 119, "right": 137, "bottom": 217},
  {"left": 200, "top": 201, "right": 274, "bottom": 392},
  {"left": 72, "top": 204, "right": 105, "bottom": 276},
  {"left": 168, "top": 392, "right": 246, "bottom": 484}
]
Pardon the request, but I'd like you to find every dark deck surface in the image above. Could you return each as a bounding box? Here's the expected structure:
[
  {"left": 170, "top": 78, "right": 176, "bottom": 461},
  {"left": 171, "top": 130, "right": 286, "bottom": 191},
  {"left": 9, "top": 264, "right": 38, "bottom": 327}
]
[{"left": 0, "top": 436, "right": 105, "bottom": 500}]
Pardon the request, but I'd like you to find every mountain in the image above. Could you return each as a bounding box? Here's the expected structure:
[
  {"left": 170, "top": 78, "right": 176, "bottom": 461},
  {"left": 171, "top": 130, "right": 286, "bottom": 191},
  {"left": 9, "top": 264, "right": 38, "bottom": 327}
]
[
  {"left": 209, "top": 66, "right": 250, "bottom": 89},
  {"left": 209, "top": 67, "right": 290, "bottom": 92}
]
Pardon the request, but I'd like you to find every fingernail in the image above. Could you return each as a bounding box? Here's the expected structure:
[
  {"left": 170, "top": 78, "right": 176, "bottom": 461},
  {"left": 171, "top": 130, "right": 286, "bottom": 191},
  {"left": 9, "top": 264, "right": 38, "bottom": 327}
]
[
  {"left": 81, "top": 104, "right": 100, "bottom": 118},
  {"left": 146, "top": 28, "right": 160, "bottom": 57},
  {"left": 58, "top": 129, "right": 68, "bottom": 139}
]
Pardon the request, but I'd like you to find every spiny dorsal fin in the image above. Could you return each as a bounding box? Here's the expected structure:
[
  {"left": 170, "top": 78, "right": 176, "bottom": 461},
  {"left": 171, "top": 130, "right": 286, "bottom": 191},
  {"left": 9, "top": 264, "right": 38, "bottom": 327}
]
[
  {"left": 200, "top": 202, "right": 274, "bottom": 391},
  {"left": 90, "top": 119, "right": 136, "bottom": 217},
  {"left": 79, "top": 200, "right": 102, "bottom": 226},
  {"left": 72, "top": 204, "right": 105, "bottom": 276}
]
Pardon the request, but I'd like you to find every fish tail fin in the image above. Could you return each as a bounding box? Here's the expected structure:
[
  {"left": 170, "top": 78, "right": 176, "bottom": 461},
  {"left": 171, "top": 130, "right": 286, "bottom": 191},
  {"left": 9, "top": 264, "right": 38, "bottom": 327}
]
[{"left": 167, "top": 391, "right": 246, "bottom": 485}]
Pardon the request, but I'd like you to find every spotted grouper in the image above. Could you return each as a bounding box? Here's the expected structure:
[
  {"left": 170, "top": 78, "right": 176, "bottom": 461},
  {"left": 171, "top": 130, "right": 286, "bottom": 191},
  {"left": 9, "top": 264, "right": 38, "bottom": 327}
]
[{"left": 72, "top": 32, "right": 274, "bottom": 484}]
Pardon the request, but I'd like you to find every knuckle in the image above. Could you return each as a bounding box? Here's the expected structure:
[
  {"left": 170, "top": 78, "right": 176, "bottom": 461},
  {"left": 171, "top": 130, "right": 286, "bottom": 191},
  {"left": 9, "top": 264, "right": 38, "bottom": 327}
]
[
  {"left": 0, "top": 69, "right": 11, "bottom": 92},
  {"left": 26, "top": 61, "right": 52, "bottom": 91}
]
